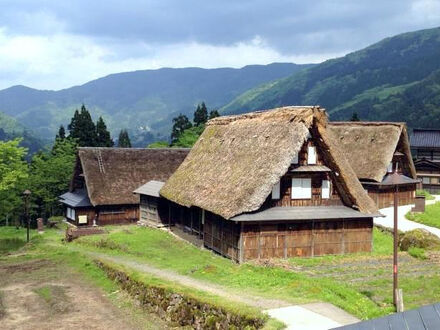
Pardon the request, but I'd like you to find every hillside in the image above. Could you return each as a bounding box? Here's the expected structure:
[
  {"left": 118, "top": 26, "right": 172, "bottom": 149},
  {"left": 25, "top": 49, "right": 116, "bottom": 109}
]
[
  {"left": 221, "top": 27, "right": 440, "bottom": 128},
  {"left": 0, "top": 63, "right": 310, "bottom": 146},
  {"left": 0, "top": 111, "right": 44, "bottom": 155}
]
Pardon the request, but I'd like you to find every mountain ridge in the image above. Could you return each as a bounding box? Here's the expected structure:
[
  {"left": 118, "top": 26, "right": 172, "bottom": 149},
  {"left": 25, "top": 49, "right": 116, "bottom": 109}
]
[
  {"left": 0, "top": 62, "right": 311, "bottom": 145},
  {"left": 220, "top": 27, "right": 440, "bottom": 128}
]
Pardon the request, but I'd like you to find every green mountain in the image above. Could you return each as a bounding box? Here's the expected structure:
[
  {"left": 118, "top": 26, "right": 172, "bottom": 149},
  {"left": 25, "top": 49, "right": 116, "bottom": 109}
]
[
  {"left": 0, "top": 63, "right": 310, "bottom": 146},
  {"left": 0, "top": 111, "right": 44, "bottom": 155},
  {"left": 221, "top": 27, "right": 440, "bottom": 128}
]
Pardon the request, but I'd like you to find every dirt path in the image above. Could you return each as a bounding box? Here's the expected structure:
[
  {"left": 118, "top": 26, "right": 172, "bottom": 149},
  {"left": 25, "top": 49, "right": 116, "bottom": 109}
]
[
  {"left": 0, "top": 258, "right": 170, "bottom": 330},
  {"left": 87, "top": 251, "right": 291, "bottom": 310}
]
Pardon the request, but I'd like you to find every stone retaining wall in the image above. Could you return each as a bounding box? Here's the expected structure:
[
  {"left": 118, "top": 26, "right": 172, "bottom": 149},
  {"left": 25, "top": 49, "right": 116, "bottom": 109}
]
[{"left": 95, "top": 261, "right": 266, "bottom": 329}]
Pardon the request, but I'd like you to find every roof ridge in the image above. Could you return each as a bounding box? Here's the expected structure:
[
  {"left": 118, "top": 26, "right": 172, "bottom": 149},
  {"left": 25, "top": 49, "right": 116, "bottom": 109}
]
[{"left": 207, "top": 106, "right": 324, "bottom": 126}]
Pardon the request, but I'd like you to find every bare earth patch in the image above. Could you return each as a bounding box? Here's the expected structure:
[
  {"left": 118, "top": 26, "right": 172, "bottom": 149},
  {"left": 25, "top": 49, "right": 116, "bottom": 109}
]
[{"left": 0, "top": 259, "right": 171, "bottom": 330}]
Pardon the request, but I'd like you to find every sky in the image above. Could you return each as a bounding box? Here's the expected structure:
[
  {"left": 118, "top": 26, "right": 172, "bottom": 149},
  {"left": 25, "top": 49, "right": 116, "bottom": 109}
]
[{"left": 0, "top": 0, "right": 439, "bottom": 90}]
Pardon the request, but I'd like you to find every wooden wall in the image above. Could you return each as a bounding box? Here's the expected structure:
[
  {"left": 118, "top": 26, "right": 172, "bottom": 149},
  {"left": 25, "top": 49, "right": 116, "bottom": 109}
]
[
  {"left": 204, "top": 213, "right": 240, "bottom": 262},
  {"left": 200, "top": 214, "right": 372, "bottom": 262},
  {"left": 97, "top": 205, "right": 139, "bottom": 225},
  {"left": 366, "top": 184, "right": 416, "bottom": 209},
  {"left": 240, "top": 219, "right": 373, "bottom": 262},
  {"left": 67, "top": 205, "right": 139, "bottom": 226},
  {"left": 66, "top": 207, "right": 96, "bottom": 226}
]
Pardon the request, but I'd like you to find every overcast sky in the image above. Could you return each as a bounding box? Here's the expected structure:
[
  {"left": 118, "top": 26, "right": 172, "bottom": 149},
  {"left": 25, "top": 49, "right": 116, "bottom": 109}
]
[{"left": 0, "top": 0, "right": 439, "bottom": 90}]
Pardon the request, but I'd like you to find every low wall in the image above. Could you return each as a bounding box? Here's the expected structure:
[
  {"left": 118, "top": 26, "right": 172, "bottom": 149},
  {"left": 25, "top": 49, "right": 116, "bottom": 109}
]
[
  {"left": 65, "top": 227, "right": 106, "bottom": 242},
  {"left": 95, "top": 261, "right": 266, "bottom": 329}
]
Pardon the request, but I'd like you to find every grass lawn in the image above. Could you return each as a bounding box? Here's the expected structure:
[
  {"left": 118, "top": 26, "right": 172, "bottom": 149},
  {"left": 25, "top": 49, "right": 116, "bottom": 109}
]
[
  {"left": 73, "top": 226, "right": 400, "bottom": 320},
  {"left": 4, "top": 224, "right": 440, "bottom": 323},
  {"left": 406, "top": 202, "right": 440, "bottom": 228}
]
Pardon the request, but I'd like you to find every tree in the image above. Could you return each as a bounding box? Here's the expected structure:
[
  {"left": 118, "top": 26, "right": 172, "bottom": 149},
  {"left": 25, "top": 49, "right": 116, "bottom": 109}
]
[
  {"left": 171, "top": 114, "right": 192, "bottom": 142},
  {"left": 68, "top": 105, "right": 97, "bottom": 146},
  {"left": 118, "top": 129, "right": 132, "bottom": 148},
  {"left": 209, "top": 110, "right": 220, "bottom": 120},
  {"left": 0, "top": 139, "right": 28, "bottom": 226},
  {"left": 193, "top": 102, "right": 208, "bottom": 126},
  {"left": 28, "top": 137, "right": 77, "bottom": 218},
  {"left": 350, "top": 112, "right": 360, "bottom": 121},
  {"left": 147, "top": 141, "right": 169, "bottom": 148},
  {"left": 56, "top": 125, "right": 66, "bottom": 140},
  {"left": 0, "top": 139, "right": 28, "bottom": 192},
  {"left": 96, "top": 117, "right": 113, "bottom": 147}
]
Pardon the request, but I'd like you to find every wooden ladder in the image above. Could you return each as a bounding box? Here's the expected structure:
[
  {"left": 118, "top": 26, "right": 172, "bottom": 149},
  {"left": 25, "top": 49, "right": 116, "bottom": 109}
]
[{"left": 97, "top": 150, "right": 105, "bottom": 173}]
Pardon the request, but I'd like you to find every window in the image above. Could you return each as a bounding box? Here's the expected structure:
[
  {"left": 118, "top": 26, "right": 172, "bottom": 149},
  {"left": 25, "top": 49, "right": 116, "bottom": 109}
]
[
  {"left": 307, "top": 146, "right": 316, "bottom": 164},
  {"left": 272, "top": 181, "right": 280, "bottom": 199},
  {"left": 67, "top": 207, "right": 75, "bottom": 220},
  {"left": 291, "top": 153, "right": 299, "bottom": 164},
  {"left": 291, "top": 178, "right": 311, "bottom": 199},
  {"left": 431, "top": 177, "right": 439, "bottom": 184},
  {"left": 322, "top": 180, "right": 330, "bottom": 199},
  {"left": 422, "top": 177, "right": 430, "bottom": 184}
]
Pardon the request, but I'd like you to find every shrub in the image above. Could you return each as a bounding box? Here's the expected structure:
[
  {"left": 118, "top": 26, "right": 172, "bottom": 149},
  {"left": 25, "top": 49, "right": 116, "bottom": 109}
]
[
  {"left": 416, "top": 189, "right": 434, "bottom": 200},
  {"left": 399, "top": 229, "right": 440, "bottom": 251},
  {"left": 48, "top": 216, "right": 64, "bottom": 223}
]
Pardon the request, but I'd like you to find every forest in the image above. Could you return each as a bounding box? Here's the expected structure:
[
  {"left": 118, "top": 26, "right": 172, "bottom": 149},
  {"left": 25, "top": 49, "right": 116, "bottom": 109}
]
[{"left": 0, "top": 102, "right": 216, "bottom": 226}]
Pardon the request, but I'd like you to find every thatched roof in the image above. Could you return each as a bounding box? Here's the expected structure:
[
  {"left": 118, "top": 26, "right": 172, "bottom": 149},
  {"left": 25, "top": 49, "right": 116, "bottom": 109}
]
[
  {"left": 328, "top": 122, "right": 416, "bottom": 182},
  {"left": 73, "top": 148, "right": 189, "bottom": 206},
  {"left": 161, "top": 106, "right": 378, "bottom": 219}
]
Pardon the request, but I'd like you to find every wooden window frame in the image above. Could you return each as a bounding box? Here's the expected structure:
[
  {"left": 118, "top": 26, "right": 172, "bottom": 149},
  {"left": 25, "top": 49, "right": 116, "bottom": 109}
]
[{"left": 291, "top": 178, "right": 312, "bottom": 199}]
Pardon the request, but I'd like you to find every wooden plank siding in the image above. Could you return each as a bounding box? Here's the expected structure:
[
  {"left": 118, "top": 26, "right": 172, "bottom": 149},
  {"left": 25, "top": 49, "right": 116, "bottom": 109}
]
[
  {"left": 97, "top": 205, "right": 139, "bottom": 225},
  {"left": 201, "top": 213, "right": 372, "bottom": 262},
  {"left": 204, "top": 213, "right": 240, "bottom": 262},
  {"left": 67, "top": 205, "right": 139, "bottom": 226},
  {"left": 240, "top": 218, "right": 372, "bottom": 262},
  {"left": 365, "top": 184, "right": 416, "bottom": 209}
]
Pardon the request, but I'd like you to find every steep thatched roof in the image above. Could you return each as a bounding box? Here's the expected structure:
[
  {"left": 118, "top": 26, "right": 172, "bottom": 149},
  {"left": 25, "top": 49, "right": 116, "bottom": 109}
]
[
  {"left": 74, "top": 148, "right": 189, "bottom": 206},
  {"left": 328, "top": 122, "right": 416, "bottom": 182},
  {"left": 161, "top": 106, "right": 378, "bottom": 219}
]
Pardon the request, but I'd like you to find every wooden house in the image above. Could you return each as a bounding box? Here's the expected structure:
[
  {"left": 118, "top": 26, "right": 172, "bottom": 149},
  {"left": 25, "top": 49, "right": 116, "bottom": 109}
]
[
  {"left": 155, "top": 106, "right": 380, "bottom": 262},
  {"left": 329, "top": 122, "right": 418, "bottom": 209},
  {"left": 59, "top": 148, "right": 189, "bottom": 226},
  {"left": 410, "top": 128, "right": 440, "bottom": 194}
]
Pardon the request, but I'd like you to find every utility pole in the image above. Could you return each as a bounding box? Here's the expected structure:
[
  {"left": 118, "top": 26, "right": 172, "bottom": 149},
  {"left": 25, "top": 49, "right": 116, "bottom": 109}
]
[{"left": 23, "top": 190, "right": 31, "bottom": 242}]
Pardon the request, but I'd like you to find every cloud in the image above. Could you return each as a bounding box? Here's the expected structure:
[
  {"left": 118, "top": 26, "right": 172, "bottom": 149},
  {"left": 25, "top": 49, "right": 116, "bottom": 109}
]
[{"left": 0, "top": 0, "right": 438, "bottom": 89}]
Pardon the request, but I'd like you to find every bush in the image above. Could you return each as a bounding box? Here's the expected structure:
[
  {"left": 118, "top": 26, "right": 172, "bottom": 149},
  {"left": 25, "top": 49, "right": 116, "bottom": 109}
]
[
  {"left": 416, "top": 189, "right": 434, "bottom": 200},
  {"left": 408, "top": 247, "right": 427, "bottom": 259},
  {"left": 399, "top": 228, "right": 440, "bottom": 251},
  {"left": 48, "top": 216, "right": 64, "bottom": 223}
]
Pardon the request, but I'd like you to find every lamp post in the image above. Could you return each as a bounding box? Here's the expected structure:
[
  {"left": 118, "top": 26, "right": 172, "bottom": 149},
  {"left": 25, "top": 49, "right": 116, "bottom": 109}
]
[
  {"left": 23, "top": 189, "right": 31, "bottom": 242},
  {"left": 380, "top": 170, "right": 419, "bottom": 311}
]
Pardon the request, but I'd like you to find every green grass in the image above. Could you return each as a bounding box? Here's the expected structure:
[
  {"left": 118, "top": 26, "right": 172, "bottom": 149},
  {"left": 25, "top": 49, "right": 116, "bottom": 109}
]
[
  {"left": 0, "top": 227, "right": 36, "bottom": 254},
  {"left": 416, "top": 189, "right": 435, "bottom": 200},
  {"left": 408, "top": 247, "right": 427, "bottom": 260},
  {"left": 75, "top": 226, "right": 386, "bottom": 320},
  {"left": 34, "top": 286, "right": 52, "bottom": 302},
  {"left": 406, "top": 202, "right": 440, "bottom": 228}
]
